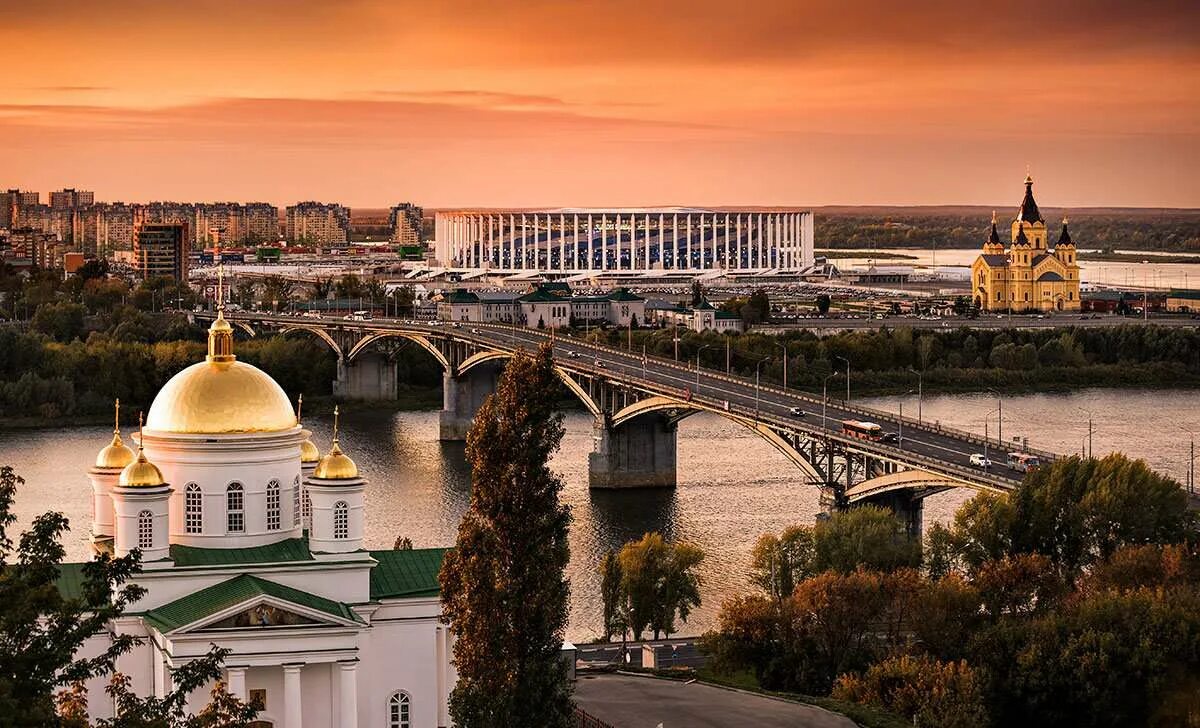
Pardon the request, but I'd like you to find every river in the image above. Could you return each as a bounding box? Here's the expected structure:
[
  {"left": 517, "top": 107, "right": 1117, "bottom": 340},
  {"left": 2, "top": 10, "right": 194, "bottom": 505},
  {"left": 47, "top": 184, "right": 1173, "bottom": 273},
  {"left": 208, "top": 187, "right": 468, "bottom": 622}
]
[
  {"left": 2, "top": 388, "right": 1197, "bottom": 641},
  {"left": 824, "top": 247, "right": 1200, "bottom": 290}
]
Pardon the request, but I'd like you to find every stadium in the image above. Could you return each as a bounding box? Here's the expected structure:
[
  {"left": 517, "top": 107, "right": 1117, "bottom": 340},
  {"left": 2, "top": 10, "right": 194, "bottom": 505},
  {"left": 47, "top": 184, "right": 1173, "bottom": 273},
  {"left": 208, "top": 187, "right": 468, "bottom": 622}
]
[{"left": 433, "top": 207, "right": 813, "bottom": 272}]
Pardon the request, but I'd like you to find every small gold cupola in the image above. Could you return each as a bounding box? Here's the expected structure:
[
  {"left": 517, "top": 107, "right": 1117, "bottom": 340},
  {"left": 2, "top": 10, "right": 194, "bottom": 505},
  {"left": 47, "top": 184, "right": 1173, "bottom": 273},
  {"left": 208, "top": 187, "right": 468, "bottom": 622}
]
[
  {"left": 207, "top": 262, "right": 235, "bottom": 362},
  {"left": 297, "top": 394, "right": 321, "bottom": 464},
  {"left": 314, "top": 405, "right": 358, "bottom": 480},
  {"left": 119, "top": 413, "right": 166, "bottom": 488},
  {"left": 95, "top": 398, "right": 135, "bottom": 469}
]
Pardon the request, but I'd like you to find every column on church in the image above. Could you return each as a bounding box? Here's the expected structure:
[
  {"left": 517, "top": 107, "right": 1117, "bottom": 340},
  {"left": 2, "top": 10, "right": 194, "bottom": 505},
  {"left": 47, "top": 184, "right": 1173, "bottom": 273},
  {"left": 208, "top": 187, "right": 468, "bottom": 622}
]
[
  {"left": 338, "top": 661, "right": 358, "bottom": 728},
  {"left": 283, "top": 664, "right": 303, "bottom": 728}
]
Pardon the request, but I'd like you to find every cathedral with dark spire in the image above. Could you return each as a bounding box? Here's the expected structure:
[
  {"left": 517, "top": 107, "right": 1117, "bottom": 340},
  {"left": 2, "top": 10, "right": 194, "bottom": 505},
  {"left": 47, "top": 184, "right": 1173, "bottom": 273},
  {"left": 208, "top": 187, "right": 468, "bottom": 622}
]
[{"left": 970, "top": 175, "right": 1080, "bottom": 312}]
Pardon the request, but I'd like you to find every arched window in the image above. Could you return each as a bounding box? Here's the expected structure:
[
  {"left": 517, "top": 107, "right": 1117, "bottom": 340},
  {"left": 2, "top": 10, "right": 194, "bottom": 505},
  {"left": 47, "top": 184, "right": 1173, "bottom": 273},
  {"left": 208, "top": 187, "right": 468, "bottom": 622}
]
[
  {"left": 185, "top": 483, "right": 202, "bottom": 534},
  {"left": 303, "top": 491, "right": 312, "bottom": 530},
  {"left": 227, "top": 483, "right": 244, "bottom": 533},
  {"left": 333, "top": 501, "right": 349, "bottom": 540},
  {"left": 137, "top": 509, "right": 153, "bottom": 549},
  {"left": 293, "top": 476, "right": 301, "bottom": 528},
  {"left": 387, "top": 691, "right": 411, "bottom": 728},
  {"left": 266, "top": 480, "right": 281, "bottom": 531}
]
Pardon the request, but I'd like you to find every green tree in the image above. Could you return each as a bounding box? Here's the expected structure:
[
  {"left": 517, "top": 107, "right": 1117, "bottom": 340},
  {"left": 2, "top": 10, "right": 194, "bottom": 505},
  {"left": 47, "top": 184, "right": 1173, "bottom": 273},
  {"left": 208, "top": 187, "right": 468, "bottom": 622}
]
[
  {"left": 31, "top": 302, "right": 86, "bottom": 342},
  {"left": 815, "top": 294, "right": 831, "bottom": 315},
  {"left": 259, "top": 275, "right": 295, "bottom": 312},
  {"left": 598, "top": 550, "right": 626, "bottom": 642},
  {"left": 690, "top": 280, "right": 704, "bottom": 307},
  {"left": 812, "top": 506, "right": 921, "bottom": 574},
  {"left": 438, "top": 344, "right": 572, "bottom": 727},
  {"left": 750, "top": 525, "right": 815, "bottom": 601},
  {"left": 0, "top": 466, "right": 255, "bottom": 727},
  {"left": 616, "top": 532, "right": 704, "bottom": 640}
]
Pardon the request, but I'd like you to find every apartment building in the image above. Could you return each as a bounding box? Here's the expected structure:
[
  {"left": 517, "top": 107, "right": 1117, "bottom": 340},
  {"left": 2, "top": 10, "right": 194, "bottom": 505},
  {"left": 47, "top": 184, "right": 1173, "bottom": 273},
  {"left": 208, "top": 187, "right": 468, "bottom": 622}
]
[
  {"left": 286, "top": 201, "right": 350, "bottom": 244},
  {"left": 388, "top": 202, "right": 424, "bottom": 245}
]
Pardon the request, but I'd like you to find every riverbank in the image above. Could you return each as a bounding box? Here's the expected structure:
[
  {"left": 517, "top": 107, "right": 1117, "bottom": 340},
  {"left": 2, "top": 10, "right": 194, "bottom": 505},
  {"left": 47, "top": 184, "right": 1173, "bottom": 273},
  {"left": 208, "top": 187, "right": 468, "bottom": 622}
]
[{"left": 1080, "top": 251, "right": 1200, "bottom": 264}]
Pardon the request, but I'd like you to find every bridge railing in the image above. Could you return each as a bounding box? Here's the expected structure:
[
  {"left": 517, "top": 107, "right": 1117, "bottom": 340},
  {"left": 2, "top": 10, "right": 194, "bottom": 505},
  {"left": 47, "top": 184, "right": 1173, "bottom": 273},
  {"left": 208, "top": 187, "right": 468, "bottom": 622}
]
[{"left": 226, "top": 313, "right": 1055, "bottom": 471}]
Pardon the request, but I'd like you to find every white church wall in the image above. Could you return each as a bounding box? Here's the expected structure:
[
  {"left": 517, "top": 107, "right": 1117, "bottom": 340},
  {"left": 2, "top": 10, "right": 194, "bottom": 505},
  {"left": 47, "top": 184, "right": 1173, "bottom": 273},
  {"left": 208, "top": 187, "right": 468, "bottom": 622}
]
[{"left": 356, "top": 615, "right": 443, "bottom": 728}]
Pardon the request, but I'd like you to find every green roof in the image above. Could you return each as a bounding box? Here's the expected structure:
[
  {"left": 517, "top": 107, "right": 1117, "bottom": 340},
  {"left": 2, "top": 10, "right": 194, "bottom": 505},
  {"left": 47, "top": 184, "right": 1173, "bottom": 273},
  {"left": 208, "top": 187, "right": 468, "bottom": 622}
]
[
  {"left": 445, "top": 289, "right": 480, "bottom": 304},
  {"left": 715, "top": 311, "right": 741, "bottom": 319},
  {"left": 540, "top": 282, "right": 573, "bottom": 294},
  {"left": 606, "top": 288, "right": 642, "bottom": 302},
  {"left": 142, "top": 574, "right": 362, "bottom": 633},
  {"left": 1168, "top": 290, "right": 1200, "bottom": 300},
  {"left": 368, "top": 548, "right": 447, "bottom": 600},
  {"left": 695, "top": 300, "right": 716, "bottom": 310},
  {"left": 170, "top": 537, "right": 314, "bottom": 568},
  {"left": 519, "top": 287, "right": 562, "bottom": 303},
  {"left": 55, "top": 562, "right": 89, "bottom": 601}
]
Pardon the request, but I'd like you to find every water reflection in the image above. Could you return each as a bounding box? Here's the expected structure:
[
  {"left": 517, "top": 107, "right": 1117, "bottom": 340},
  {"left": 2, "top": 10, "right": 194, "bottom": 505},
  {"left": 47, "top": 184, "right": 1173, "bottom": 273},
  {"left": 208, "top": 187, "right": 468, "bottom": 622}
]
[{"left": 2, "top": 387, "right": 1197, "bottom": 640}]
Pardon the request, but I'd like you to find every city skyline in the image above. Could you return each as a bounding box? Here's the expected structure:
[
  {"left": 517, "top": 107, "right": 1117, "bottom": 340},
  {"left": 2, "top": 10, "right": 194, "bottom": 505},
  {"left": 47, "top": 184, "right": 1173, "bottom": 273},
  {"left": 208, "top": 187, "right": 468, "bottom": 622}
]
[{"left": 2, "top": 1, "right": 1198, "bottom": 208}]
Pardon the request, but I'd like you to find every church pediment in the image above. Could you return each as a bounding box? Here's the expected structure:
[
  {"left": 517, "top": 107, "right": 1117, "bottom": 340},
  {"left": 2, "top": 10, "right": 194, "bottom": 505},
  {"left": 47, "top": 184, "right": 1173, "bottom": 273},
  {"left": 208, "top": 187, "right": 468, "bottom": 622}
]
[{"left": 142, "top": 574, "right": 364, "bottom": 635}]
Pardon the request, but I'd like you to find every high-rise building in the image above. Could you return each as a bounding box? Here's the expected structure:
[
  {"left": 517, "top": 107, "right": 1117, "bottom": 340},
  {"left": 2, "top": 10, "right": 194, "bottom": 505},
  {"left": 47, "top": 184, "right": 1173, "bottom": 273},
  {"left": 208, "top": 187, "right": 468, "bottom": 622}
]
[
  {"left": 133, "top": 223, "right": 189, "bottom": 281},
  {"left": 242, "top": 203, "right": 280, "bottom": 243},
  {"left": 50, "top": 189, "right": 95, "bottom": 210},
  {"left": 0, "top": 189, "right": 39, "bottom": 230},
  {"left": 388, "top": 203, "right": 423, "bottom": 245},
  {"left": 286, "top": 201, "right": 350, "bottom": 244}
]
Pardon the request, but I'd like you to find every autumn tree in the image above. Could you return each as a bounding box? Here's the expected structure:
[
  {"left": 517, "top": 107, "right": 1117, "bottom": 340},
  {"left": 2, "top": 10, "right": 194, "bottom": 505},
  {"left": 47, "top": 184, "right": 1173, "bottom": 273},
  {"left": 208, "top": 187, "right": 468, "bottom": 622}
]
[
  {"left": 616, "top": 532, "right": 704, "bottom": 640},
  {"left": 0, "top": 465, "right": 255, "bottom": 727},
  {"left": 832, "top": 654, "right": 990, "bottom": 728},
  {"left": 750, "top": 525, "right": 814, "bottom": 601},
  {"left": 812, "top": 506, "right": 921, "bottom": 574},
  {"left": 598, "top": 550, "right": 626, "bottom": 642},
  {"left": 438, "top": 344, "right": 573, "bottom": 727}
]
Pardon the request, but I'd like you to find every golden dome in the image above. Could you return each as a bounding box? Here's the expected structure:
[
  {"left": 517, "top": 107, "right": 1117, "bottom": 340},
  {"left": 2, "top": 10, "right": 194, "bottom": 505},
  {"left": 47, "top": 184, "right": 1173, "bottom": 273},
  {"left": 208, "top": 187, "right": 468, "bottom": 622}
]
[
  {"left": 314, "top": 442, "right": 358, "bottom": 479},
  {"left": 95, "top": 398, "right": 134, "bottom": 469},
  {"left": 96, "top": 432, "right": 136, "bottom": 469},
  {"left": 313, "top": 406, "right": 358, "bottom": 479},
  {"left": 146, "top": 359, "right": 296, "bottom": 434},
  {"left": 301, "top": 437, "right": 321, "bottom": 463},
  {"left": 119, "top": 415, "right": 166, "bottom": 487}
]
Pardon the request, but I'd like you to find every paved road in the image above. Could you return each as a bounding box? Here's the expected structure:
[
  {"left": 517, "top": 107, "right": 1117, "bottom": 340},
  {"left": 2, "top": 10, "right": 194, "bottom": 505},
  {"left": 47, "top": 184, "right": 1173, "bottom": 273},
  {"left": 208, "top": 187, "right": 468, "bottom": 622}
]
[{"left": 575, "top": 673, "right": 857, "bottom": 728}]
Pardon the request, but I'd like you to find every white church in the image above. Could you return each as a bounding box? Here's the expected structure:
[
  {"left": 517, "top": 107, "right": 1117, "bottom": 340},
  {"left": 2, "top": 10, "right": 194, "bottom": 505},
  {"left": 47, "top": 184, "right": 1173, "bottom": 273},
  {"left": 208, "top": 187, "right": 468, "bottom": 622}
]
[{"left": 66, "top": 303, "right": 456, "bottom": 727}]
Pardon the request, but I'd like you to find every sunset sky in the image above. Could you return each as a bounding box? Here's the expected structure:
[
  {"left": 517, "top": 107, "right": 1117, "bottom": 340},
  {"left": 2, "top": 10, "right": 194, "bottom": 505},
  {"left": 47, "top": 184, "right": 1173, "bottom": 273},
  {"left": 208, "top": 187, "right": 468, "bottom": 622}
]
[{"left": 2, "top": 0, "right": 1198, "bottom": 208}]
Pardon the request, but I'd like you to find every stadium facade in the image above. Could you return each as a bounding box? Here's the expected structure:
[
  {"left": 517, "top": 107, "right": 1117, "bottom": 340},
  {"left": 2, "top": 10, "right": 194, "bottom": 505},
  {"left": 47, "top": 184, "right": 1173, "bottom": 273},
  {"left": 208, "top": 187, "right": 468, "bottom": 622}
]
[{"left": 433, "top": 207, "right": 813, "bottom": 272}]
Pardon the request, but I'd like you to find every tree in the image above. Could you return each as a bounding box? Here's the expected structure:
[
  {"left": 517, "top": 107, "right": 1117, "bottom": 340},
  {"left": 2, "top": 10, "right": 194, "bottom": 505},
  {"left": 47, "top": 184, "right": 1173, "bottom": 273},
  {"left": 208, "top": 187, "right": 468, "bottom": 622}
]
[
  {"left": 259, "top": 275, "right": 295, "bottom": 312},
  {"left": 616, "top": 532, "right": 704, "bottom": 640},
  {"left": 812, "top": 506, "right": 921, "bottom": 574},
  {"left": 0, "top": 465, "right": 255, "bottom": 727},
  {"left": 750, "top": 525, "right": 815, "bottom": 601},
  {"left": 598, "top": 551, "right": 626, "bottom": 642},
  {"left": 815, "top": 294, "right": 831, "bottom": 315},
  {"left": 690, "top": 280, "right": 704, "bottom": 307},
  {"left": 438, "top": 344, "right": 573, "bottom": 728},
  {"left": 832, "top": 654, "right": 990, "bottom": 728},
  {"left": 31, "top": 302, "right": 86, "bottom": 342},
  {"left": 393, "top": 536, "right": 413, "bottom": 550},
  {"left": 743, "top": 290, "right": 770, "bottom": 325}
]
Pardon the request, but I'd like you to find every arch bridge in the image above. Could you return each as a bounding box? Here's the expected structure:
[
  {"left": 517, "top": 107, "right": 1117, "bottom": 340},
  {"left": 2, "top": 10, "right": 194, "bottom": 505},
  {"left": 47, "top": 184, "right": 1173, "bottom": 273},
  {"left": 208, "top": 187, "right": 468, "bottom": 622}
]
[{"left": 200, "top": 312, "right": 1056, "bottom": 531}]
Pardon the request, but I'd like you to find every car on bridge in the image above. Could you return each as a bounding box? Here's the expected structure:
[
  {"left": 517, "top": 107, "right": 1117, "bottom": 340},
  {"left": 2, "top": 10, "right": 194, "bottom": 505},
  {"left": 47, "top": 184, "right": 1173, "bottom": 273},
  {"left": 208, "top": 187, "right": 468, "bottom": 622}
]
[
  {"left": 970, "top": 454, "right": 994, "bottom": 469},
  {"left": 789, "top": 407, "right": 806, "bottom": 417}
]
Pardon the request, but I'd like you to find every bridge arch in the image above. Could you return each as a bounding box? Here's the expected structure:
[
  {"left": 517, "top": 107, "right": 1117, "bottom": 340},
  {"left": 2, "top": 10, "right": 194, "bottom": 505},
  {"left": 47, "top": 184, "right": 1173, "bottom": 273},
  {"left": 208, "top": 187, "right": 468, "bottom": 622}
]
[
  {"left": 609, "top": 395, "right": 824, "bottom": 484},
  {"left": 457, "top": 349, "right": 602, "bottom": 418},
  {"left": 346, "top": 331, "right": 451, "bottom": 372},
  {"left": 279, "top": 325, "right": 345, "bottom": 361},
  {"left": 844, "top": 469, "right": 1007, "bottom": 503}
]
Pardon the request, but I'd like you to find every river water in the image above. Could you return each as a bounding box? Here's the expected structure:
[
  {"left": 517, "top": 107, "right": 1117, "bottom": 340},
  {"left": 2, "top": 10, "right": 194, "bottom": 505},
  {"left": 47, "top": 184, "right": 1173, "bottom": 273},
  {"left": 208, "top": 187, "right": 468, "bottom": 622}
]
[
  {"left": 3, "top": 388, "right": 1197, "bottom": 641},
  {"left": 825, "top": 247, "right": 1200, "bottom": 290}
]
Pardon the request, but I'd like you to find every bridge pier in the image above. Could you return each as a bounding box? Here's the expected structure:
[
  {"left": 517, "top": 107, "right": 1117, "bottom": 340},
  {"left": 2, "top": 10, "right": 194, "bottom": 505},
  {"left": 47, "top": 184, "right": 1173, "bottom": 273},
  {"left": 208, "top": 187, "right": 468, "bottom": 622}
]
[
  {"left": 861, "top": 490, "right": 923, "bottom": 538},
  {"left": 438, "top": 364, "right": 503, "bottom": 441},
  {"left": 588, "top": 415, "right": 677, "bottom": 489},
  {"left": 333, "top": 353, "right": 398, "bottom": 401}
]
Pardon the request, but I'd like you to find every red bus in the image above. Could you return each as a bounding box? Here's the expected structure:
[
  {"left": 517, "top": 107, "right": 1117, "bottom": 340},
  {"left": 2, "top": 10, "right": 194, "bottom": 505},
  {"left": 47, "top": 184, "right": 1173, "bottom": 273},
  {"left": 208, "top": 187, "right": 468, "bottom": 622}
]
[{"left": 842, "top": 420, "right": 884, "bottom": 441}]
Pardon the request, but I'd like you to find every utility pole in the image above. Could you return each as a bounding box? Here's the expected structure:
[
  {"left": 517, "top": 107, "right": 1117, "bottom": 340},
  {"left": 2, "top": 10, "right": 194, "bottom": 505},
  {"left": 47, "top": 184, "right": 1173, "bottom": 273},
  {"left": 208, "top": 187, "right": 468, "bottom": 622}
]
[
  {"left": 1088, "top": 416, "right": 1094, "bottom": 459},
  {"left": 776, "top": 342, "right": 789, "bottom": 390},
  {"left": 837, "top": 356, "right": 850, "bottom": 402},
  {"left": 726, "top": 336, "right": 731, "bottom": 373},
  {"left": 908, "top": 367, "right": 923, "bottom": 423}
]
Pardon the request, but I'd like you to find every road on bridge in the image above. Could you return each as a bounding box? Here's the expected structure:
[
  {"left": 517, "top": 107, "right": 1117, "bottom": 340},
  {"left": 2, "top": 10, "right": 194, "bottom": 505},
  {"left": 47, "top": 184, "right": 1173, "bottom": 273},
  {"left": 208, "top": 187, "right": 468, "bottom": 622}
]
[{"left": 225, "top": 313, "right": 1047, "bottom": 490}]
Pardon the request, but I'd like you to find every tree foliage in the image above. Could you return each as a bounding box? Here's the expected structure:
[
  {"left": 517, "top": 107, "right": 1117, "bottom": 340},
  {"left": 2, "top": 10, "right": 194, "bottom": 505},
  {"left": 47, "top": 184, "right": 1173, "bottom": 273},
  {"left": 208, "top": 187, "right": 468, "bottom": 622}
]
[
  {"left": 832, "top": 654, "right": 989, "bottom": 728},
  {"left": 0, "top": 466, "right": 254, "bottom": 727},
  {"left": 614, "top": 532, "right": 704, "bottom": 640},
  {"left": 438, "top": 343, "right": 573, "bottom": 727}
]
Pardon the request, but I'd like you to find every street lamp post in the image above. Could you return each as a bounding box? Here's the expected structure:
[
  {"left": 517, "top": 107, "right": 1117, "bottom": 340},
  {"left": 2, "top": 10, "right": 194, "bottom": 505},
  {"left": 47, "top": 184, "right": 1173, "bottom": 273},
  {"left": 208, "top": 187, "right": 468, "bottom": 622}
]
[
  {"left": 822, "top": 372, "right": 839, "bottom": 433},
  {"left": 987, "top": 387, "right": 1003, "bottom": 444},
  {"left": 695, "top": 344, "right": 712, "bottom": 391},
  {"left": 1180, "top": 426, "right": 1196, "bottom": 494},
  {"left": 754, "top": 357, "right": 768, "bottom": 422},
  {"left": 775, "top": 342, "right": 789, "bottom": 390},
  {"left": 908, "top": 367, "right": 924, "bottom": 423},
  {"left": 1078, "top": 407, "right": 1095, "bottom": 459},
  {"left": 836, "top": 356, "right": 850, "bottom": 402},
  {"left": 898, "top": 389, "right": 916, "bottom": 450}
]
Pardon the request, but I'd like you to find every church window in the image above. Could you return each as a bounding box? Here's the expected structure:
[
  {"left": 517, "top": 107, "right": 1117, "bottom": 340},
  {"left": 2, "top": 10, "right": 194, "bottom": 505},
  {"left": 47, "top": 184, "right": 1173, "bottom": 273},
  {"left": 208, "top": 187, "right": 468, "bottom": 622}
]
[
  {"left": 303, "top": 492, "right": 312, "bottom": 529},
  {"left": 137, "top": 510, "right": 153, "bottom": 549},
  {"left": 266, "top": 480, "right": 281, "bottom": 531},
  {"left": 334, "top": 501, "right": 349, "bottom": 540},
  {"left": 293, "top": 476, "right": 300, "bottom": 527},
  {"left": 1025, "top": 293, "right": 1030, "bottom": 301},
  {"left": 227, "top": 483, "right": 245, "bottom": 533},
  {"left": 185, "top": 483, "right": 202, "bottom": 534},
  {"left": 388, "top": 691, "right": 411, "bottom": 728}
]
